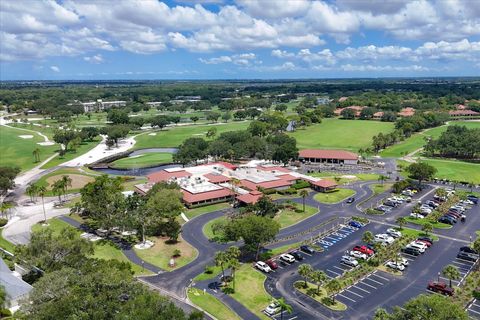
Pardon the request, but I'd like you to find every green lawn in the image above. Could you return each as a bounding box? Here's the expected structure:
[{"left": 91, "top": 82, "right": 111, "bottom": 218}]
[
  {"left": 41, "top": 138, "right": 101, "bottom": 169},
  {"left": 396, "top": 227, "right": 439, "bottom": 241},
  {"left": 230, "top": 265, "right": 272, "bottom": 320},
  {"left": 110, "top": 152, "right": 173, "bottom": 169},
  {"left": 188, "top": 288, "right": 241, "bottom": 320},
  {"left": 423, "top": 158, "right": 480, "bottom": 184},
  {"left": 203, "top": 216, "right": 227, "bottom": 240},
  {"left": 194, "top": 265, "right": 223, "bottom": 282},
  {"left": 133, "top": 236, "right": 198, "bottom": 270},
  {"left": 274, "top": 203, "right": 318, "bottom": 228},
  {"left": 268, "top": 241, "right": 302, "bottom": 256},
  {"left": 0, "top": 229, "right": 15, "bottom": 253},
  {"left": 0, "top": 125, "right": 58, "bottom": 171},
  {"left": 308, "top": 173, "right": 380, "bottom": 185},
  {"left": 290, "top": 118, "right": 394, "bottom": 151},
  {"left": 380, "top": 121, "right": 480, "bottom": 158},
  {"left": 33, "top": 168, "right": 96, "bottom": 196},
  {"left": 371, "top": 183, "right": 393, "bottom": 195},
  {"left": 313, "top": 188, "right": 356, "bottom": 204},
  {"left": 404, "top": 217, "right": 452, "bottom": 229},
  {"left": 134, "top": 121, "right": 250, "bottom": 149},
  {"left": 295, "top": 281, "right": 347, "bottom": 311},
  {"left": 185, "top": 203, "right": 230, "bottom": 220}
]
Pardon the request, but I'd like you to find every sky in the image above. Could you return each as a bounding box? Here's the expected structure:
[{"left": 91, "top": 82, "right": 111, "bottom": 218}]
[{"left": 0, "top": 0, "right": 479, "bottom": 80}]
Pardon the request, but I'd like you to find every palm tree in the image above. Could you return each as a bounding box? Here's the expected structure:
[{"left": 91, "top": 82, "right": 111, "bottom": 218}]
[
  {"left": 277, "top": 297, "right": 293, "bottom": 320},
  {"left": 325, "top": 278, "right": 341, "bottom": 303},
  {"left": 38, "top": 185, "right": 47, "bottom": 223},
  {"left": 299, "top": 189, "right": 309, "bottom": 212},
  {"left": 297, "top": 264, "right": 313, "bottom": 287},
  {"left": 226, "top": 246, "right": 241, "bottom": 291},
  {"left": 0, "top": 202, "right": 13, "bottom": 219},
  {"left": 310, "top": 270, "right": 328, "bottom": 294},
  {"left": 32, "top": 147, "right": 40, "bottom": 163},
  {"left": 378, "top": 175, "right": 388, "bottom": 185},
  {"left": 442, "top": 264, "right": 460, "bottom": 288},
  {"left": 215, "top": 251, "right": 228, "bottom": 284},
  {"left": 396, "top": 217, "right": 406, "bottom": 230},
  {"left": 61, "top": 175, "right": 72, "bottom": 200},
  {"left": 362, "top": 231, "right": 374, "bottom": 244},
  {"left": 52, "top": 180, "right": 64, "bottom": 203},
  {"left": 26, "top": 184, "right": 38, "bottom": 203},
  {"left": 230, "top": 178, "right": 241, "bottom": 205},
  {"left": 422, "top": 222, "right": 433, "bottom": 236}
]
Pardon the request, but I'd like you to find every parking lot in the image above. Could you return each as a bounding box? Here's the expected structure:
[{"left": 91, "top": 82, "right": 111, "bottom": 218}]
[
  {"left": 335, "top": 270, "right": 392, "bottom": 305},
  {"left": 467, "top": 299, "right": 480, "bottom": 319}
]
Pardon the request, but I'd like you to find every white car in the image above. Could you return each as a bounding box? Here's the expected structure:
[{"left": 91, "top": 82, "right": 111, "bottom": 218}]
[
  {"left": 407, "top": 242, "right": 426, "bottom": 253},
  {"left": 386, "top": 228, "right": 402, "bottom": 238},
  {"left": 279, "top": 253, "right": 295, "bottom": 263},
  {"left": 341, "top": 255, "right": 359, "bottom": 267},
  {"left": 264, "top": 302, "right": 281, "bottom": 315},
  {"left": 461, "top": 199, "right": 474, "bottom": 205},
  {"left": 255, "top": 261, "right": 272, "bottom": 273},
  {"left": 396, "top": 256, "right": 409, "bottom": 267},
  {"left": 410, "top": 212, "right": 424, "bottom": 219},
  {"left": 385, "top": 261, "right": 405, "bottom": 271},
  {"left": 374, "top": 234, "right": 395, "bottom": 244},
  {"left": 349, "top": 250, "right": 368, "bottom": 260}
]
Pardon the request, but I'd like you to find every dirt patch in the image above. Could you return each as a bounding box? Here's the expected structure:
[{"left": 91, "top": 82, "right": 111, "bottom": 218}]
[{"left": 45, "top": 174, "right": 95, "bottom": 190}]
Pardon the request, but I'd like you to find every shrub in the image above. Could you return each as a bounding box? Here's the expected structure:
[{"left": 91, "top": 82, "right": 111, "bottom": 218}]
[
  {"left": 0, "top": 309, "right": 12, "bottom": 317},
  {"left": 292, "top": 180, "right": 310, "bottom": 189},
  {"left": 0, "top": 218, "right": 8, "bottom": 227},
  {"left": 306, "top": 288, "right": 318, "bottom": 297},
  {"left": 294, "top": 281, "right": 306, "bottom": 289},
  {"left": 173, "top": 249, "right": 181, "bottom": 257},
  {"left": 278, "top": 188, "right": 297, "bottom": 195},
  {"left": 258, "top": 251, "right": 273, "bottom": 261},
  {"left": 204, "top": 266, "right": 214, "bottom": 274},
  {"left": 294, "top": 208, "right": 303, "bottom": 213},
  {"left": 222, "top": 287, "right": 235, "bottom": 294},
  {"left": 321, "top": 297, "right": 335, "bottom": 306},
  {"left": 351, "top": 216, "right": 369, "bottom": 224},
  {"left": 365, "top": 209, "right": 384, "bottom": 215}
]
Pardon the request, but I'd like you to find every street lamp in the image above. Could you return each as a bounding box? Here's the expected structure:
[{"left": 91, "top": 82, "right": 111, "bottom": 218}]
[{"left": 437, "top": 272, "right": 440, "bottom": 282}]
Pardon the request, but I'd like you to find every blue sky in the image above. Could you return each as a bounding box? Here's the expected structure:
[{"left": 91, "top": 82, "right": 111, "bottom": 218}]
[{"left": 1, "top": 0, "right": 479, "bottom": 80}]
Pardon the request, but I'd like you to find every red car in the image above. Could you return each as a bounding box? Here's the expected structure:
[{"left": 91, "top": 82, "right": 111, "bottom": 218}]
[
  {"left": 265, "top": 259, "right": 278, "bottom": 270},
  {"left": 427, "top": 281, "right": 454, "bottom": 296},
  {"left": 416, "top": 239, "right": 432, "bottom": 247},
  {"left": 353, "top": 245, "right": 374, "bottom": 256}
]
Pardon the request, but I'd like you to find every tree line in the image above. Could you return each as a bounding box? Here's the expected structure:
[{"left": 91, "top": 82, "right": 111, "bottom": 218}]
[{"left": 425, "top": 125, "right": 480, "bottom": 160}]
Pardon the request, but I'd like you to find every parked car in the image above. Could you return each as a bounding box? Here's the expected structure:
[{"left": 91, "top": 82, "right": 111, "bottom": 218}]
[
  {"left": 300, "top": 245, "right": 316, "bottom": 255},
  {"left": 396, "top": 256, "right": 409, "bottom": 266},
  {"left": 384, "top": 200, "right": 398, "bottom": 207},
  {"left": 349, "top": 250, "right": 368, "bottom": 260},
  {"left": 341, "top": 255, "right": 359, "bottom": 267},
  {"left": 386, "top": 228, "right": 402, "bottom": 238},
  {"left": 438, "top": 216, "right": 455, "bottom": 225},
  {"left": 406, "top": 242, "right": 426, "bottom": 253},
  {"left": 459, "top": 246, "right": 478, "bottom": 255},
  {"left": 417, "top": 236, "right": 434, "bottom": 244},
  {"left": 349, "top": 221, "right": 363, "bottom": 228},
  {"left": 410, "top": 212, "right": 425, "bottom": 219},
  {"left": 290, "top": 251, "right": 304, "bottom": 261},
  {"left": 255, "top": 261, "right": 272, "bottom": 273},
  {"left": 426, "top": 200, "right": 439, "bottom": 208},
  {"left": 415, "top": 239, "right": 432, "bottom": 247},
  {"left": 346, "top": 197, "right": 355, "bottom": 204},
  {"left": 264, "top": 302, "right": 281, "bottom": 316},
  {"left": 279, "top": 253, "right": 295, "bottom": 263},
  {"left": 467, "top": 195, "right": 479, "bottom": 204},
  {"left": 376, "top": 205, "right": 392, "bottom": 213},
  {"left": 457, "top": 251, "right": 478, "bottom": 262},
  {"left": 353, "top": 245, "right": 374, "bottom": 256},
  {"left": 374, "top": 234, "right": 395, "bottom": 245},
  {"left": 265, "top": 259, "right": 278, "bottom": 270},
  {"left": 427, "top": 281, "right": 454, "bottom": 296},
  {"left": 402, "top": 247, "right": 421, "bottom": 256},
  {"left": 385, "top": 261, "right": 405, "bottom": 271}
]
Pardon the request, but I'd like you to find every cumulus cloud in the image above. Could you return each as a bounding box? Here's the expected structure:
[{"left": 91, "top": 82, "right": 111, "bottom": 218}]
[
  {"left": 199, "top": 53, "right": 258, "bottom": 66},
  {"left": 83, "top": 54, "right": 104, "bottom": 64},
  {"left": 50, "top": 65, "right": 60, "bottom": 72}
]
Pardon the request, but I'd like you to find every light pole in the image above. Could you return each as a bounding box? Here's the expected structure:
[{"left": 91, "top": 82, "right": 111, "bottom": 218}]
[{"left": 437, "top": 272, "right": 440, "bottom": 282}]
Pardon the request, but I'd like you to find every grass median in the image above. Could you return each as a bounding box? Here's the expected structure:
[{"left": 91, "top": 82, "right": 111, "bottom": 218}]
[
  {"left": 313, "top": 188, "right": 356, "bottom": 204},
  {"left": 110, "top": 152, "right": 173, "bottom": 169},
  {"left": 404, "top": 217, "right": 452, "bottom": 229},
  {"left": 187, "top": 288, "right": 241, "bottom": 320},
  {"left": 294, "top": 281, "right": 347, "bottom": 311}
]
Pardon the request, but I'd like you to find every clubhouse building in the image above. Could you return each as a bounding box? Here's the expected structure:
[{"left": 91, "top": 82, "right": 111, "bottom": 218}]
[
  {"left": 298, "top": 149, "right": 359, "bottom": 165},
  {"left": 135, "top": 161, "right": 337, "bottom": 207}
]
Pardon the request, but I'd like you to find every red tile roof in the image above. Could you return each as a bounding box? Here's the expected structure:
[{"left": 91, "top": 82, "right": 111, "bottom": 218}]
[
  {"left": 209, "top": 161, "right": 237, "bottom": 170},
  {"left": 182, "top": 188, "right": 233, "bottom": 204},
  {"left": 311, "top": 179, "right": 338, "bottom": 188},
  {"left": 398, "top": 107, "right": 415, "bottom": 117},
  {"left": 373, "top": 111, "right": 384, "bottom": 118},
  {"left": 240, "top": 178, "right": 293, "bottom": 191},
  {"left": 456, "top": 104, "right": 468, "bottom": 110},
  {"left": 299, "top": 149, "right": 358, "bottom": 161},
  {"left": 277, "top": 174, "right": 298, "bottom": 181},
  {"left": 148, "top": 170, "right": 190, "bottom": 183},
  {"left": 236, "top": 192, "right": 263, "bottom": 204},
  {"left": 204, "top": 173, "right": 231, "bottom": 183}
]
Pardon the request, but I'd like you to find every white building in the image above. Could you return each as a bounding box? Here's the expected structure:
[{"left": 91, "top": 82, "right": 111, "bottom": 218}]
[{"left": 75, "top": 99, "right": 127, "bottom": 113}]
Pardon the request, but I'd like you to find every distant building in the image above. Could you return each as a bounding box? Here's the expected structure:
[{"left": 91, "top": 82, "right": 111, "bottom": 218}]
[
  {"left": 449, "top": 110, "right": 480, "bottom": 120},
  {"left": 135, "top": 161, "right": 335, "bottom": 207},
  {"left": 334, "top": 106, "right": 365, "bottom": 117},
  {"left": 373, "top": 111, "right": 384, "bottom": 120},
  {"left": 298, "top": 149, "right": 359, "bottom": 165},
  {"left": 73, "top": 99, "right": 127, "bottom": 113},
  {"left": 0, "top": 257, "right": 32, "bottom": 310},
  {"left": 397, "top": 107, "right": 415, "bottom": 117},
  {"left": 146, "top": 101, "right": 162, "bottom": 108},
  {"left": 171, "top": 96, "right": 202, "bottom": 104},
  {"left": 316, "top": 97, "right": 331, "bottom": 105}
]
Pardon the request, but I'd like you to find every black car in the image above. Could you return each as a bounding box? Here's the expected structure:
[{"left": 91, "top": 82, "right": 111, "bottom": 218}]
[
  {"left": 457, "top": 251, "right": 478, "bottom": 262},
  {"left": 300, "top": 245, "right": 315, "bottom": 255},
  {"left": 402, "top": 247, "right": 420, "bottom": 256},
  {"left": 290, "top": 251, "right": 304, "bottom": 261},
  {"left": 460, "top": 246, "right": 478, "bottom": 255},
  {"left": 438, "top": 216, "right": 455, "bottom": 225},
  {"left": 383, "top": 201, "right": 397, "bottom": 207},
  {"left": 346, "top": 197, "right": 355, "bottom": 204},
  {"left": 467, "top": 195, "right": 479, "bottom": 204}
]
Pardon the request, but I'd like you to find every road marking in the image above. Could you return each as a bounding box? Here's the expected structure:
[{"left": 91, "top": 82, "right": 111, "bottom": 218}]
[
  {"left": 402, "top": 253, "right": 418, "bottom": 259},
  {"left": 337, "top": 293, "right": 356, "bottom": 303},
  {"left": 469, "top": 309, "right": 480, "bottom": 315},
  {"left": 327, "top": 269, "right": 341, "bottom": 276},
  {"left": 453, "top": 260, "right": 473, "bottom": 267},
  {"left": 345, "top": 289, "right": 364, "bottom": 298},
  {"left": 359, "top": 281, "right": 377, "bottom": 289},
  {"left": 364, "top": 277, "right": 383, "bottom": 286},
  {"left": 371, "top": 273, "right": 390, "bottom": 281},
  {"left": 352, "top": 285, "right": 370, "bottom": 294}
]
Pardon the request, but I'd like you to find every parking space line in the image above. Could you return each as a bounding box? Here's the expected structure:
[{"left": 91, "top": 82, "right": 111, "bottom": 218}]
[
  {"left": 352, "top": 286, "right": 370, "bottom": 294},
  {"left": 333, "top": 266, "right": 348, "bottom": 272},
  {"left": 453, "top": 260, "right": 473, "bottom": 267},
  {"left": 327, "top": 269, "right": 341, "bottom": 276},
  {"left": 337, "top": 293, "right": 356, "bottom": 303},
  {"left": 345, "top": 289, "right": 364, "bottom": 298},
  {"left": 371, "top": 273, "right": 390, "bottom": 281},
  {"left": 469, "top": 309, "right": 480, "bottom": 315},
  {"left": 364, "top": 277, "right": 383, "bottom": 286},
  {"left": 359, "top": 281, "right": 377, "bottom": 289},
  {"left": 402, "top": 253, "right": 418, "bottom": 259}
]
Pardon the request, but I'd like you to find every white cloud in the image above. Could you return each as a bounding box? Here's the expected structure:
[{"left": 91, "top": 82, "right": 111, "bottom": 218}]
[
  {"left": 83, "top": 54, "right": 104, "bottom": 64},
  {"left": 50, "top": 65, "right": 60, "bottom": 72},
  {"left": 199, "top": 53, "right": 257, "bottom": 65},
  {"left": 415, "top": 39, "right": 480, "bottom": 60},
  {"left": 340, "top": 64, "right": 429, "bottom": 72},
  {"left": 236, "top": 0, "right": 310, "bottom": 19}
]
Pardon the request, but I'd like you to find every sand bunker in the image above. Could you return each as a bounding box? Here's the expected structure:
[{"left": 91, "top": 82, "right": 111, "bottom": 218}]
[
  {"left": 148, "top": 133, "right": 157, "bottom": 136},
  {"left": 46, "top": 174, "right": 95, "bottom": 190},
  {"left": 134, "top": 240, "right": 154, "bottom": 249},
  {"left": 37, "top": 142, "right": 55, "bottom": 146},
  {"left": 18, "top": 135, "right": 33, "bottom": 139},
  {"left": 341, "top": 175, "right": 357, "bottom": 179}
]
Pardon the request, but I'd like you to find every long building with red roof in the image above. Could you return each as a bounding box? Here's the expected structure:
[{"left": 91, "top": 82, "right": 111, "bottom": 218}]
[{"left": 298, "top": 149, "right": 359, "bottom": 165}]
